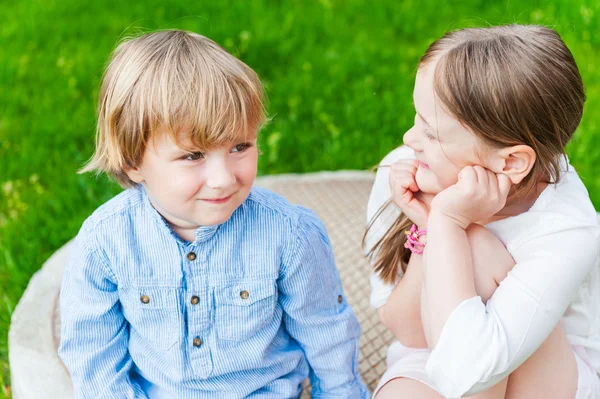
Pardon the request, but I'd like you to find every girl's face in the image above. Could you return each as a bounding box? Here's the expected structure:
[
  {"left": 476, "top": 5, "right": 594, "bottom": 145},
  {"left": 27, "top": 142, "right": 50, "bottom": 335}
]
[
  {"left": 403, "top": 61, "right": 490, "bottom": 194},
  {"left": 126, "top": 129, "right": 258, "bottom": 241}
]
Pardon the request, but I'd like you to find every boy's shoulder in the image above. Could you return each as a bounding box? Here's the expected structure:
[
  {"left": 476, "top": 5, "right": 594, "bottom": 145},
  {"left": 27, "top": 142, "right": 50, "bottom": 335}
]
[
  {"left": 246, "top": 186, "right": 299, "bottom": 218},
  {"left": 245, "top": 186, "right": 324, "bottom": 232},
  {"left": 81, "top": 186, "right": 145, "bottom": 231}
]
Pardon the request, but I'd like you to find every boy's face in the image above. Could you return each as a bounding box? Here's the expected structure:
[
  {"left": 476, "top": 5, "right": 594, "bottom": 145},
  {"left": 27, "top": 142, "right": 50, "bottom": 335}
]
[{"left": 126, "top": 129, "right": 258, "bottom": 241}]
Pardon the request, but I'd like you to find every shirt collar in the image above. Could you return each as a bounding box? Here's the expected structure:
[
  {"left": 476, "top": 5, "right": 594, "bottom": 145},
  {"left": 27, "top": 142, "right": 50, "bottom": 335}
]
[{"left": 138, "top": 184, "right": 221, "bottom": 244}]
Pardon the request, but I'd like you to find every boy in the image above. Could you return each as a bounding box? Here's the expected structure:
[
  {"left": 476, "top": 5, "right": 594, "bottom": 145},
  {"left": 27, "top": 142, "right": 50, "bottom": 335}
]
[{"left": 59, "top": 30, "right": 368, "bottom": 398}]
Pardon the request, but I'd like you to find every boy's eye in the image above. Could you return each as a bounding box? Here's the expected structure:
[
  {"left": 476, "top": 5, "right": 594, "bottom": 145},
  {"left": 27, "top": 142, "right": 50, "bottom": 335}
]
[
  {"left": 184, "top": 152, "right": 204, "bottom": 161},
  {"left": 232, "top": 143, "right": 252, "bottom": 153}
]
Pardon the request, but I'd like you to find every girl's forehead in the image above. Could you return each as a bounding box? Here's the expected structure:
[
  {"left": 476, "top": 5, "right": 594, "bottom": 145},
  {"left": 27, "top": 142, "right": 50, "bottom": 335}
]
[{"left": 413, "top": 66, "right": 471, "bottom": 142}]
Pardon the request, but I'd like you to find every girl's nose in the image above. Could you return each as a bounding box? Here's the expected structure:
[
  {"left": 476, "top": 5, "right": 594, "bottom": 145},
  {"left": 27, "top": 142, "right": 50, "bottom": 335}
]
[{"left": 403, "top": 126, "right": 423, "bottom": 152}]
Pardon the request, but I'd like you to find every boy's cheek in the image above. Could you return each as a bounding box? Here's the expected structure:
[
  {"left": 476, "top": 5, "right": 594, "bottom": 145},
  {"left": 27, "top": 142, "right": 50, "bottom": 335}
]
[{"left": 238, "top": 155, "right": 259, "bottom": 183}]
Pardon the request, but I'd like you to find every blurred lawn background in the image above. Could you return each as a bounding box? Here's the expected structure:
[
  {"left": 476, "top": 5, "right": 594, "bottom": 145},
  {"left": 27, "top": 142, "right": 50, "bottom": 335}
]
[{"left": 1, "top": 0, "right": 599, "bottom": 397}]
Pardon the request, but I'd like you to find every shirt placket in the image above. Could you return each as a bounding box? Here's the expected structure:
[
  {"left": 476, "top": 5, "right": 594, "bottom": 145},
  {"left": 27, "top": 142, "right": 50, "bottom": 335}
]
[{"left": 183, "top": 242, "right": 214, "bottom": 378}]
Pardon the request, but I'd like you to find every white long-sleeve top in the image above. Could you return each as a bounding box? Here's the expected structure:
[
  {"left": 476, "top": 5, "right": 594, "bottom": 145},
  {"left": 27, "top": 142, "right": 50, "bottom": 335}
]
[{"left": 368, "top": 146, "right": 600, "bottom": 398}]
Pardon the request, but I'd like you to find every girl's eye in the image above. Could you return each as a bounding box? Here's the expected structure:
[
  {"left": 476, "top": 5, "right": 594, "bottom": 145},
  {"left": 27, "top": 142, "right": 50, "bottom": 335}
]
[
  {"left": 424, "top": 129, "right": 436, "bottom": 141},
  {"left": 232, "top": 143, "right": 252, "bottom": 153},
  {"left": 184, "top": 152, "right": 204, "bottom": 161}
]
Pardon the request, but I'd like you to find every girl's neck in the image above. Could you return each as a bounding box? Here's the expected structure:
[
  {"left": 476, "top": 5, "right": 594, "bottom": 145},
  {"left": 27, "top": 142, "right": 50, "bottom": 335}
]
[{"left": 483, "top": 181, "right": 549, "bottom": 224}]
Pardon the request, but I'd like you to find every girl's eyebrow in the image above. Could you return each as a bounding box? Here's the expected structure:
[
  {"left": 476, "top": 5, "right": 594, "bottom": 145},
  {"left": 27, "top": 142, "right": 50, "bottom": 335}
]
[
  {"left": 417, "top": 111, "right": 432, "bottom": 127},
  {"left": 412, "top": 100, "right": 432, "bottom": 127}
]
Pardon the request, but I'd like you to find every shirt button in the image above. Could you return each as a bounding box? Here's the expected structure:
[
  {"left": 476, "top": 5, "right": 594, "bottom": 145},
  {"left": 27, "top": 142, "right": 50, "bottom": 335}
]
[
  {"left": 187, "top": 252, "right": 197, "bottom": 261},
  {"left": 190, "top": 295, "right": 200, "bottom": 305},
  {"left": 337, "top": 295, "right": 343, "bottom": 303},
  {"left": 240, "top": 290, "right": 249, "bottom": 300},
  {"left": 193, "top": 337, "right": 203, "bottom": 347},
  {"left": 140, "top": 295, "right": 150, "bottom": 304}
]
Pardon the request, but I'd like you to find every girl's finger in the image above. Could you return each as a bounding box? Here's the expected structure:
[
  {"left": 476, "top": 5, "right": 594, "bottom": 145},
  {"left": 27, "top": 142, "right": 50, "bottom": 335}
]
[
  {"left": 487, "top": 172, "right": 499, "bottom": 198},
  {"left": 458, "top": 166, "right": 478, "bottom": 195},
  {"left": 390, "top": 170, "right": 413, "bottom": 185},
  {"left": 497, "top": 173, "right": 512, "bottom": 198},
  {"left": 391, "top": 168, "right": 418, "bottom": 187},
  {"left": 396, "top": 174, "right": 417, "bottom": 193},
  {"left": 391, "top": 159, "right": 419, "bottom": 168},
  {"left": 473, "top": 165, "right": 488, "bottom": 188},
  {"left": 391, "top": 161, "right": 418, "bottom": 174},
  {"left": 458, "top": 166, "right": 477, "bottom": 183},
  {"left": 406, "top": 176, "right": 419, "bottom": 193}
]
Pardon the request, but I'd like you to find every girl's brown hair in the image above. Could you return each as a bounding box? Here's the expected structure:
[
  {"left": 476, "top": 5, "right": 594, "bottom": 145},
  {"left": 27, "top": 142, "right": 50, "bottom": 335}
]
[{"left": 365, "top": 25, "right": 586, "bottom": 283}]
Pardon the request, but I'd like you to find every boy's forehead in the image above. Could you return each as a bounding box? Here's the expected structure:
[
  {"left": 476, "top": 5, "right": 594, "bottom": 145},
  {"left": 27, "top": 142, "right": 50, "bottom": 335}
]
[{"left": 152, "top": 126, "right": 257, "bottom": 152}]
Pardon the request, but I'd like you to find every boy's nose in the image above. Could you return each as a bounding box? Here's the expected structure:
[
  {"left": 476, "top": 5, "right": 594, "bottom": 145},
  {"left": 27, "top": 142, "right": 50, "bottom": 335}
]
[{"left": 205, "top": 161, "right": 236, "bottom": 189}]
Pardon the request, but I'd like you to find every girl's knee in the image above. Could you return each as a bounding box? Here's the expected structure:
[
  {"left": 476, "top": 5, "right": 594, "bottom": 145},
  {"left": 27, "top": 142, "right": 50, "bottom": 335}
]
[
  {"left": 376, "top": 378, "right": 444, "bottom": 399},
  {"left": 467, "top": 224, "right": 515, "bottom": 302},
  {"left": 506, "top": 326, "right": 577, "bottom": 398}
]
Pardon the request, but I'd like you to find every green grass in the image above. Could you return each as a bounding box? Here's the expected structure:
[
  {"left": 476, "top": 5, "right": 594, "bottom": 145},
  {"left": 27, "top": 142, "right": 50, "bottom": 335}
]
[{"left": 1, "top": 0, "right": 599, "bottom": 397}]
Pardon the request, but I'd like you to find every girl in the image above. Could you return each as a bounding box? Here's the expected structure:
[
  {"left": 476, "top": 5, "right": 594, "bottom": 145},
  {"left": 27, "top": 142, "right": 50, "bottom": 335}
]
[{"left": 365, "top": 25, "right": 600, "bottom": 398}]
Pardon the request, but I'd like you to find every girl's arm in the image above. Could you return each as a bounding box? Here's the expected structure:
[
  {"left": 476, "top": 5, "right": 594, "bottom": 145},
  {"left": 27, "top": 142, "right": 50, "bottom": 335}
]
[
  {"left": 380, "top": 223, "right": 514, "bottom": 349},
  {"left": 421, "top": 166, "right": 510, "bottom": 348},
  {"left": 420, "top": 167, "right": 600, "bottom": 398},
  {"left": 378, "top": 253, "right": 427, "bottom": 348},
  {"left": 421, "top": 211, "right": 476, "bottom": 347}
]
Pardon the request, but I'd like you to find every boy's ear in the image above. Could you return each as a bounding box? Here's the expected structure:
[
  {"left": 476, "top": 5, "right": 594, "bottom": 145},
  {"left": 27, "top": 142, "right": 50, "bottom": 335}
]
[
  {"left": 488, "top": 145, "right": 536, "bottom": 184},
  {"left": 124, "top": 167, "right": 145, "bottom": 184}
]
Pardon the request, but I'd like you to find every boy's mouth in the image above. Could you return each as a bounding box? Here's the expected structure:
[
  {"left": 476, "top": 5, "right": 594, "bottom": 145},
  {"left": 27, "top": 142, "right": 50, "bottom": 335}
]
[{"left": 201, "top": 194, "right": 234, "bottom": 204}]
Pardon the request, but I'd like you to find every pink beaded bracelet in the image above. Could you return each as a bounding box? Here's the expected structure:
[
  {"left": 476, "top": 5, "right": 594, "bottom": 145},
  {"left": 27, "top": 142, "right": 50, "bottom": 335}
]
[{"left": 404, "top": 224, "right": 427, "bottom": 254}]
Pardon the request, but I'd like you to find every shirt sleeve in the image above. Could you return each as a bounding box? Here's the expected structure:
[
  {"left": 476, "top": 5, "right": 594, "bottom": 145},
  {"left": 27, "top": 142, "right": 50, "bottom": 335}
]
[
  {"left": 58, "top": 224, "right": 148, "bottom": 399},
  {"left": 278, "top": 207, "right": 369, "bottom": 399},
  {"left": 425, "top": 225, "right": 600, "bottom": 398}
]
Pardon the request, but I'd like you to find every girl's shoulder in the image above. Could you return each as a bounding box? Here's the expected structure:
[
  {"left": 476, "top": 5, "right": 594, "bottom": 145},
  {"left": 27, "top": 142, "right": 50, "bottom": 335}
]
[{"left": 487, "top": 163, "right": 599, "bottom": 253}]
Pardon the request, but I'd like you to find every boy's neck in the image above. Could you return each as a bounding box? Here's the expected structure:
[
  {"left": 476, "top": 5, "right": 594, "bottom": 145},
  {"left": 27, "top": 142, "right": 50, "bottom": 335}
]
[{"left": 173, "top": 226, "right": 197, "bottom": 243}]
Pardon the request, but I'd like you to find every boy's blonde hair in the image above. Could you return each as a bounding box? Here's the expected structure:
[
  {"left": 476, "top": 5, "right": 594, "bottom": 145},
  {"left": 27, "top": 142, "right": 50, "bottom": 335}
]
[{"left": 81, "top": 30, "right": 267, "bottom": 187}]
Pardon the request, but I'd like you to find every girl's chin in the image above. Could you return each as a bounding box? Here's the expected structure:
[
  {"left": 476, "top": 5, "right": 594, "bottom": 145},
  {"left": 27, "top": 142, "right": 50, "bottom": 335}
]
[{"left": 415, "top": 173, "right": 443, "bottom": 195}]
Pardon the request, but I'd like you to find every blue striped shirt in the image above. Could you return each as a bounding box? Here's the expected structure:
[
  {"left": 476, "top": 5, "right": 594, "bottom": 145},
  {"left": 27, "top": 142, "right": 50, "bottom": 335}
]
[{"left": 59, "top": 185, "right": 369, "bottom": 398}]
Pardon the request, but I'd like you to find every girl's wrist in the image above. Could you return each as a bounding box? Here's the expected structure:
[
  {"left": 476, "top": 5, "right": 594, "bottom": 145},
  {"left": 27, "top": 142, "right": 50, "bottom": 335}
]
[{"left": 429, "top": 210, "right": 470, "bottom": 230}]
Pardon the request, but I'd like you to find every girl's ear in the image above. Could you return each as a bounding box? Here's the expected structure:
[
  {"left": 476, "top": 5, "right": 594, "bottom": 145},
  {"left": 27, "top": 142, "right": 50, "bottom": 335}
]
[{"left": 488, "top": 145, "right": 536, "bottom": 184}]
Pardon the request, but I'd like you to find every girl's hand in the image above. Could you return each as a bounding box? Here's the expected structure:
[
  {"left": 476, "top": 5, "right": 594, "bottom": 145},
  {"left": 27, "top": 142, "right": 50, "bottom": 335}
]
[
  {"left": 389, "top": 160, "right": 430, "bottom": 228},
  {"left": 430, "top": 165, "right": 512, "bottom": 229}
]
